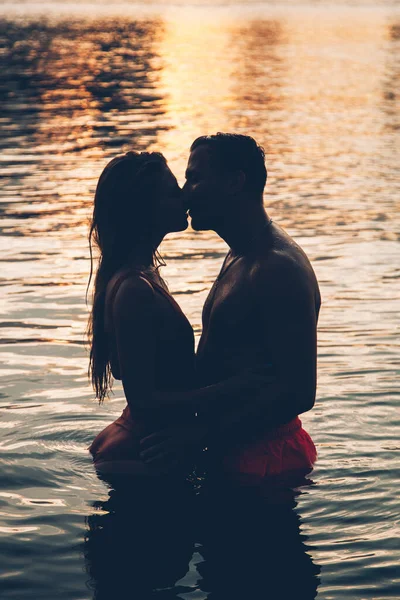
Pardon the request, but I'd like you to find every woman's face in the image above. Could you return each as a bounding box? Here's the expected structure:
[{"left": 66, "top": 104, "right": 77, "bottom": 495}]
[{"left": 155, "top": 164, "right": 188, "bottom": 234}]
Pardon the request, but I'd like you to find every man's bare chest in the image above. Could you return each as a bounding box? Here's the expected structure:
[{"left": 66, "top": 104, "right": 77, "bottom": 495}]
[{"left": 202, "top": 265, "right": 255, "bottom": 337}]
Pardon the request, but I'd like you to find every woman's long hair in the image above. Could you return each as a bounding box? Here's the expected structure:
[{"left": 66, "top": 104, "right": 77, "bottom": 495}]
[{"left": 87, "top": 151, "right": 167, "bottom": 403}]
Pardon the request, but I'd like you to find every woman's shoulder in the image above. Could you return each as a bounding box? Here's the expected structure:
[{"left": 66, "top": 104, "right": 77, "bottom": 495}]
[
  {"left": 104, "top": 269, "right": 157, "bottom": 332},
  {"left": 107, "top": 269, "right": 156, "bottom": 308}
]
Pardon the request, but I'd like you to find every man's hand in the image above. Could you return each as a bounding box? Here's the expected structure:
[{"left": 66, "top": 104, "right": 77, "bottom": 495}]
[{"left": 140, "top": 423, "right": 208, "bottom": 471}]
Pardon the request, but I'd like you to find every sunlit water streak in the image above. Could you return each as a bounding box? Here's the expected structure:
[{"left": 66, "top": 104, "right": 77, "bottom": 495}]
[{"left": 0, "top": 2, "right": 399, "bottom": 598}]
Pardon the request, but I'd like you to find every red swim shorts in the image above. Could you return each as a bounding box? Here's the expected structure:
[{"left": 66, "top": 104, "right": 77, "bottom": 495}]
[{"left": 222, "top": 416, "right": 317, "bottom": 479}]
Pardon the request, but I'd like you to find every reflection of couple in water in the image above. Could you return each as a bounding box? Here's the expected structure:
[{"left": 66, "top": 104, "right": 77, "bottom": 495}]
[
  {"left": 85, "top": 133, "right": 321, "bottom": 598},
  {"left": 85, "top": 477, "right": 320, "bottom": 599}
]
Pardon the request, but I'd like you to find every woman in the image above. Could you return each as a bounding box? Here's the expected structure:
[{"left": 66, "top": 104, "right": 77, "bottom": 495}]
[{"left": 87, "top": 151, "right": 316, "bottom": 481}]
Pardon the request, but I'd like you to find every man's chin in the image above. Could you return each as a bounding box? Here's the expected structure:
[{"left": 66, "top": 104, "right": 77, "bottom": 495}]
[{"left": 189, "top": 214, "right": 211, "bottom": 231}]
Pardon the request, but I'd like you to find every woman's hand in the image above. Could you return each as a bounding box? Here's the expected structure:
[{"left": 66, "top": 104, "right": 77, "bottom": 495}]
[
  {"left": 140, "top": 423, "right": 208, "bottom": 471},
  {"left": 139, "top": 365, "right": 276, "bottom": 472}
]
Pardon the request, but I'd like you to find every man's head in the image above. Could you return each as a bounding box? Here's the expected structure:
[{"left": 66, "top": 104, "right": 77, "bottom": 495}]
[{"left": 184, "top": 133, "right": 267, "bottom": 231}]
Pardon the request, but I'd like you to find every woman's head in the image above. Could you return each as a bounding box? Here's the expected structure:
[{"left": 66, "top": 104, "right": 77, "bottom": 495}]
[
  {"left": 91, "top": 151, "right": 187, "bottom": 267},
  {"left": 87, "top": 150, "right": 187, "bottom": 402}
]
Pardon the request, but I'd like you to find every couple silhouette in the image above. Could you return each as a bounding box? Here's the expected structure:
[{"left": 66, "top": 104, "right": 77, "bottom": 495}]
[
  {"left": 84, "top": 132, "right": 321, "bottom": 598},
  {"left": 87, "top": 132, "right": 320, "bottom": 486}
]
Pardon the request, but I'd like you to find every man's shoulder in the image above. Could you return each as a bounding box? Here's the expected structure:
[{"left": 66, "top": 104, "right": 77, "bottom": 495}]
[
  {"left": 251, "top": 247, "right": 303, "bottom": 279},
  {"left": 250, "top": 240, "right": 317, "bottom": 298}
]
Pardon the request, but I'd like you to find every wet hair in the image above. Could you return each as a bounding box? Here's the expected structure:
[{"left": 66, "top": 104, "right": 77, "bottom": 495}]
[
  {"left": 190, "top": 133, "right": 267, "bottom": 196},
  {"left": 87, "top": 151, "right": 167, "bottom": 403}
]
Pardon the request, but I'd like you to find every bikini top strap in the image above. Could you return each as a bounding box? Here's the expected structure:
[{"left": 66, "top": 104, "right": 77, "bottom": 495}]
[{"left": 139, "top": 272, "right": 185, "bottom": 316}]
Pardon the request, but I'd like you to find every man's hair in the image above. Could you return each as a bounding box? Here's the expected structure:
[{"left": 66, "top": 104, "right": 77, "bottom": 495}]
[{"left": 190, "top": 133, "right": 267, "bottom": 196}]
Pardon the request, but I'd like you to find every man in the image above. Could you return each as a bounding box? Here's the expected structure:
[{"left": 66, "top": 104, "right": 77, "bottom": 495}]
[{"left": 141, "top": 133, "right": 321, "bottom": 480}]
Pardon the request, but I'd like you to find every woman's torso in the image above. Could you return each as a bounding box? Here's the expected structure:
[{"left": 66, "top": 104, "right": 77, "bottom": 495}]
[{"left": 105, "top": 267, "right": 196, "bottom": 429}]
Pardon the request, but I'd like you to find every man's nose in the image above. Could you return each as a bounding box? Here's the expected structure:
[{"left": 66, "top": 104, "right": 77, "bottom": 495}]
[{"left": 182, "top": 181, "right": 191, "bottom": 204}]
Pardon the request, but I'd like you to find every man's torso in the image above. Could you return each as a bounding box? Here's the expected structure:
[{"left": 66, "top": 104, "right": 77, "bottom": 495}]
[{"left": 196, "top": 223, "right": 320, "bottom": 385}]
